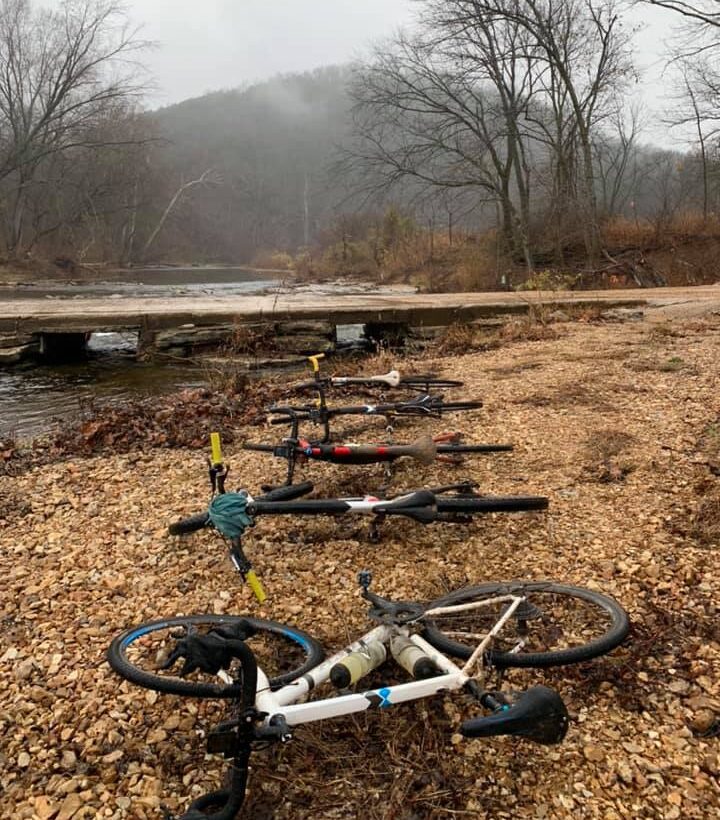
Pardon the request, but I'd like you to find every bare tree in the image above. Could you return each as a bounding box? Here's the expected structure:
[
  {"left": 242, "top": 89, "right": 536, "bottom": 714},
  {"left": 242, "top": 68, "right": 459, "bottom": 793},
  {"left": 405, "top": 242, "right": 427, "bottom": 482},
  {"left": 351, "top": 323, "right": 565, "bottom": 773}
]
[
  {"left": 594, "top": 103, "right": 644, "bottom": 217},
  {"left": 636, "top": 1, "right": 720, "bottom": 219},
  {"left": 141, "top": 169, "right": 221, "bottom": 260},
  {"left": 445, "top": 0, "right": 633, "bottom": 266},
  {"left": 0, "top": 0, "right": 148, "bottom": 255},
  {"left": 637, "top": 0, "right": 720, "bottom": 27},
  {"left": 347, "top": 19, "right": 541, "bottom": 271}
]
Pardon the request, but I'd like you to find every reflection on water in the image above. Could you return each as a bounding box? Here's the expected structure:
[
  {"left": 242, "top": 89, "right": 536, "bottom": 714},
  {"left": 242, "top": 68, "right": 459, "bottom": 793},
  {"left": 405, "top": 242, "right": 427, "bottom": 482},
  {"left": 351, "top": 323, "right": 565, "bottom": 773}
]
[
  {"left": 0, "top": 320, "right": 369, "bottom": 439},
  {"left": 0, "top": 333, "right": 206, "bottom": 438}
]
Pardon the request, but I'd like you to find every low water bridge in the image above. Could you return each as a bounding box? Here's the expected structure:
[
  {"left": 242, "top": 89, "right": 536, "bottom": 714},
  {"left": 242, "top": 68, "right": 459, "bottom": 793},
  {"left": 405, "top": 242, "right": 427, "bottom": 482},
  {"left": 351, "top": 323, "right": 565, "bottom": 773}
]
[{"left": 0, "top": 286, "right": 718, "bottom": 362}]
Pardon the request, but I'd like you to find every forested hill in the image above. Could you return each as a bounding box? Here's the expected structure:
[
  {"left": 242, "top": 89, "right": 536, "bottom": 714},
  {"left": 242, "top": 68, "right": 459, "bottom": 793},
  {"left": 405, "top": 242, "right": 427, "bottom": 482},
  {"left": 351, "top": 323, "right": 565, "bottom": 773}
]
[{"left": 149, "top": 66, "right": 355, "bottom": 263}]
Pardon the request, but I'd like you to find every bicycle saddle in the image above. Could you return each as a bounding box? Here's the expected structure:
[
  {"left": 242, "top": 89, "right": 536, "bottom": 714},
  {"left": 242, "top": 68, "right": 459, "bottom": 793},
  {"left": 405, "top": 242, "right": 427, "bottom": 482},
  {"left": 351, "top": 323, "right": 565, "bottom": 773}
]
[{"left": 461, "top": 685, "right": 569, "bottom": 745}]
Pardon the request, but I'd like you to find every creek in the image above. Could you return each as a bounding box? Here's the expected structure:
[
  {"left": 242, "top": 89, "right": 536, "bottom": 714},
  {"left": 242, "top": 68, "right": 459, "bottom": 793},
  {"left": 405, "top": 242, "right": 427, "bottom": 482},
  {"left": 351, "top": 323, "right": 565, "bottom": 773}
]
[{"left": 0, "top": 266, "right": 378, "bottom": 438}]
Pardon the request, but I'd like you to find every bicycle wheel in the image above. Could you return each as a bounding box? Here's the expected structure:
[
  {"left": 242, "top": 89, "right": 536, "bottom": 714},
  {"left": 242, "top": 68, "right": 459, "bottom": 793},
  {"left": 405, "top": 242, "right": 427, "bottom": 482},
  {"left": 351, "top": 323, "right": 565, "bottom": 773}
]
[
  {"left": 436, "top": 401, "right": 483, "bottom": 413},
  {"left": 399, "top": 375, "right": 464, "bottom": 389},
  {"left": 434, "top": 495, "right": 548, "bottom": 513},
  {"left": 168, "top": 512, "right": 211, "bottom": 536},
  {"left": 423, "top": 581, "right": 629, "bottom": 668},
  {"left": 108, "top": 615, "right": 324, "bottom": 698},
  {"left": 436, "top": 444, "right": 513, "bottom": 455}
]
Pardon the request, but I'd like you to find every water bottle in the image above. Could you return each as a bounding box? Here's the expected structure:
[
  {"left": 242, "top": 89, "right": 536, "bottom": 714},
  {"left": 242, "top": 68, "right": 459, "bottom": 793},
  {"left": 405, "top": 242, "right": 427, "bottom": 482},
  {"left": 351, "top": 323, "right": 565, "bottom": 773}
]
[
  {"left": 330, "top": 640, "right": 387, "bottom": 688},
  {"left": 390, "top": 635, "right": 441, "bottom": 680}
]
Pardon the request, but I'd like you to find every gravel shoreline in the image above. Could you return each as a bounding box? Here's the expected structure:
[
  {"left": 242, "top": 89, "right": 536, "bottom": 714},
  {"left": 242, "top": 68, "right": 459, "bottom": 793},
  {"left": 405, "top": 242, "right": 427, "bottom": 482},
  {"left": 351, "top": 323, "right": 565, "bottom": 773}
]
[{"left": 1, "top": 310, "right": 719, "bottom": 819}]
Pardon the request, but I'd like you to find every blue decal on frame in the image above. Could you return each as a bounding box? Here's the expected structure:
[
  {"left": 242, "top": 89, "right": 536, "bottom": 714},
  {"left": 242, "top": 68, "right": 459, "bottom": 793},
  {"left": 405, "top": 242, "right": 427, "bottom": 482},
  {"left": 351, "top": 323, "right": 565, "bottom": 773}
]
[{"left": 378, "top": 687, "right": 392, "bottom": 708}]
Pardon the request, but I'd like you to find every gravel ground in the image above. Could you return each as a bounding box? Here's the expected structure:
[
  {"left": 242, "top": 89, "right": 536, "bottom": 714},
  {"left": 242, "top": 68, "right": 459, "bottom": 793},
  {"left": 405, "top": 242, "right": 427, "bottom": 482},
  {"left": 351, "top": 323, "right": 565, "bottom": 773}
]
[{"left": 1, "top": 308, "right": 719, "bottom": 819}]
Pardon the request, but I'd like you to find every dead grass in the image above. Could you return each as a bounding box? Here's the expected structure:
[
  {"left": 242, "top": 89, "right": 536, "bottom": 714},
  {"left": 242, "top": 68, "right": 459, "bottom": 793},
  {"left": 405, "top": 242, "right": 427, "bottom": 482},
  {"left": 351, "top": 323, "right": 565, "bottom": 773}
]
[
  {"left": 561, "top": 304, "right": 606, "bottom": 323},
  {"left": 689, "top": 491, "right": 720, "bottom": 547},
  {"left": 625, "top": 355, "right": 693, "bottom": 374},
  {"left": 431, "top": 306, "right": 563, "bottom": 356},
  {"left": 648, "top": 323, "right": 684, "bottom": 341},
  {"left": 499, "top": 316, "right": 561, "bottom": 343},
  {"left": 432, "top": 323, "right": 499, "bottom": 356},
  {"left": 582, "top": 429, "right": 636, "bottom": 482},
  {"left": 602, "top": 211, "right": 720, "bottom": 248}
]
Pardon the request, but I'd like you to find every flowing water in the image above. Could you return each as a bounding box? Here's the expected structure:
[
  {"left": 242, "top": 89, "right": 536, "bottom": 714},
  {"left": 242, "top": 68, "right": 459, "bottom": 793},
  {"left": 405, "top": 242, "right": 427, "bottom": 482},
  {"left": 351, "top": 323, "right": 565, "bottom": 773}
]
[
  {"left": 0, "top": 334, "right": 207, "bottom": 438},
  {"left": 0, "top": 267, "right": 377, "bottom": 438}
]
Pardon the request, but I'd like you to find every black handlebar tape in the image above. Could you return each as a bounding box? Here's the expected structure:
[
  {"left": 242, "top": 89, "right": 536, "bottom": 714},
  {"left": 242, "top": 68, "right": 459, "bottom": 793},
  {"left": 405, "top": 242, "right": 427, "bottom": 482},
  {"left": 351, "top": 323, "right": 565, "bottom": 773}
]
[
  {"left": 256, "top": 481, "right": 314, "bottom": 502},
  {"left": 249, "top": 499, "right": 352, "bottom": 516}
]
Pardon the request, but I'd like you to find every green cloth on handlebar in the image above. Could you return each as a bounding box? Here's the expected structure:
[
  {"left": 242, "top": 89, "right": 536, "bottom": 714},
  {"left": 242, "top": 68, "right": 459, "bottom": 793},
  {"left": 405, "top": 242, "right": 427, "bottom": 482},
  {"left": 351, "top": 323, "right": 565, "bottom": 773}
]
[{"left": 208, "top": 493, "right": 254, "bottom": 538}]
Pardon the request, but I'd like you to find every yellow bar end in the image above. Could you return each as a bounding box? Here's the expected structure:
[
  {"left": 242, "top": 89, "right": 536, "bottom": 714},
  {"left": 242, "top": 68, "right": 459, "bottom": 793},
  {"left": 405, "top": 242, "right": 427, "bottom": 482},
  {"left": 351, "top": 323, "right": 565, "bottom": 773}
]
[
  {"left": 210, "top": 432, "right": 223, "bottom": 465},
  {"left": 246, "top": 570, "right": 267, "bottom": 603}
]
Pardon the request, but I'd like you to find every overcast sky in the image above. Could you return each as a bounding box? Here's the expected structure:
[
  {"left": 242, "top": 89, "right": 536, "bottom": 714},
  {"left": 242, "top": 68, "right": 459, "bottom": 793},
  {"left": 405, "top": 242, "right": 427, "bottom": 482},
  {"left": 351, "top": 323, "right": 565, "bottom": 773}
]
[
  {"left": 44, "top": 0, "right": 686, "bottom": 149},
  {"left": 127, "top": 0, "right": 417, "bottom": 105}
]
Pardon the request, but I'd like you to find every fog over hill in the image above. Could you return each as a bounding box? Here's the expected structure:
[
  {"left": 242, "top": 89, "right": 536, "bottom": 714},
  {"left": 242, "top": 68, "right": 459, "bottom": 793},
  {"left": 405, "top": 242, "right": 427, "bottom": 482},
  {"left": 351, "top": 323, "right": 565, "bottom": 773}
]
[
  {"left": 146, "top": 64, "right": 704, "bottom": 268},
  {"left": 148, "top": 66, "right": 356, "bottom": 262}
]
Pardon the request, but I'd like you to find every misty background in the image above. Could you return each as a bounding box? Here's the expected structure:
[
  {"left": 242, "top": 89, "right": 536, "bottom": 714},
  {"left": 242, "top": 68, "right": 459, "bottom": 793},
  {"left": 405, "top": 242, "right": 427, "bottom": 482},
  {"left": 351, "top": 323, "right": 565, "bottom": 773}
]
[{"left": 2, "top": 0, "right": 719, "bottom": 289}]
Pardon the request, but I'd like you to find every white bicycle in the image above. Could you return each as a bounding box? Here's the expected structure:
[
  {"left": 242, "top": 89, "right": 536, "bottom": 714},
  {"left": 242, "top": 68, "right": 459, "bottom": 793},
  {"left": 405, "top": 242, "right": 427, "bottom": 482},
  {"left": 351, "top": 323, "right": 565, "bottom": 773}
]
[{"left": 108, "top": 572, "right": 629, "bottom": 819}]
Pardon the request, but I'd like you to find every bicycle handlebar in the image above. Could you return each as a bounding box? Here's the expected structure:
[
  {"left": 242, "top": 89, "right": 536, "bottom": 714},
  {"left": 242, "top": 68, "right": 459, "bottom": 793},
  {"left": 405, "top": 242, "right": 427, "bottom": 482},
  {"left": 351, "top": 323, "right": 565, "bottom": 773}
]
[
  {"left": 169, "top": 485, "right": 548, "bottom": 536},
  {"left": 167, "top": 482, "right": 317, "bottom": 535},
  {"left": 288, "top": 370, "right": 464, "bottom": 392},
  {"left": 267, "top": 395, "right": 482, "bottom": 424}
]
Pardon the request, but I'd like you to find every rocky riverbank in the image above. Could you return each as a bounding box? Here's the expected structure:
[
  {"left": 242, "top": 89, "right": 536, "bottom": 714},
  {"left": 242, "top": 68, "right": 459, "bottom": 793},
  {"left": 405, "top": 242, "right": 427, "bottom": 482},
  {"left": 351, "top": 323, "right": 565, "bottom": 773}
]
[{"left": 1, "top": 308, "right": 719, "bottom": 818}]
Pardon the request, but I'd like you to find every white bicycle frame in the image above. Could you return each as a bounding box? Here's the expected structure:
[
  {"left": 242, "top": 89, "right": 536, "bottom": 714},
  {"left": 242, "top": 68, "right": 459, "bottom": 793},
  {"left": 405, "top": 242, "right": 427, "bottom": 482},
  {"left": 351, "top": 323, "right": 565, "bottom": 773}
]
[
  {"left": 222, "top": 595, "right": 525, "bottom": 730},
  {"left": 331, "top": 370, "right": 401, "bottom": 388}
]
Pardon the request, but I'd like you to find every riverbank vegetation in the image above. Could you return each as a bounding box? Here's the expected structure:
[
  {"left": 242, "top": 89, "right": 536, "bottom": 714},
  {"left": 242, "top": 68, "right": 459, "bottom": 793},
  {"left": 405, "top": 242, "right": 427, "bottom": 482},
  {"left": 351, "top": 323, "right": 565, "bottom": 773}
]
[{"left": 2, "top": 0, "right": 720, "bottom": 290}]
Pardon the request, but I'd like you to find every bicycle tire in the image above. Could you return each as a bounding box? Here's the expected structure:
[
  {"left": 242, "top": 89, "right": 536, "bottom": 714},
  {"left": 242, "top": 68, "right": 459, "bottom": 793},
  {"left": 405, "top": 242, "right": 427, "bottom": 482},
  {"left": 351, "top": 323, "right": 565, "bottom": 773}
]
[
  {"left": 434, "top": 495, "right": 548, "bottom": 513},
  {"left": 107, "top": 615, "right": 324, "bottom": 698},
  {"left": 436, "top": 444, "right": 513, "bottom": 455},
  {"left": 399, "top": 376, "right": 464, "bottom": 389},
  {"left": 168, "top": 512, "right": 211, "bottom": 536},
  {"left": 434, "top": 401, "right": 483, "bottom": 413},
  {"left": 423, "top": 581, "right": 629, "bottom": 668}
]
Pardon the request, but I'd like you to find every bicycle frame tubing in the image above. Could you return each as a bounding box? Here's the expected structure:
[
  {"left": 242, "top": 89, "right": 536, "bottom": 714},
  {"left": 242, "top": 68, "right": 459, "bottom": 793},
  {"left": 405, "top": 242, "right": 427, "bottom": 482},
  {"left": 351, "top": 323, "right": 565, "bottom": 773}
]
[
  {"left": 268, "top": 397, "right": 482, "bottom": 445},
  {"left": 232, "top": 596, "right": 524, "bottom": 729},
  {"left": 271, "top": 398, "right": 482, "bottom": 422},
  {"left": 246, "top": 488, "right": 432, "bottom": 517},
  {"left": 294, "top": 354, "right": 464, "bottom": 392}
]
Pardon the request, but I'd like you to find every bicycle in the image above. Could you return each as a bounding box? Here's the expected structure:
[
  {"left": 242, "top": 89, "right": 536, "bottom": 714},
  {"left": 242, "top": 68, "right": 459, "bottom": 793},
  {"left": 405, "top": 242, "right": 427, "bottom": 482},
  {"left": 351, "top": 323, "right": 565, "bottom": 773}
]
[
  {"left": 169, "top": 480, "right": 548, "bottom": 601},
  {"left": 107, "top": 570, "right": 630, "bottom": 820},
  {"left": 289, "top": 353, "right": 465, "bottom": 393},
  {"left": 266, "top": 355, "right": 482, "bottom": 444},
  {"left": 243, "top": 426, "right": 513, "bottom": 486}
]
